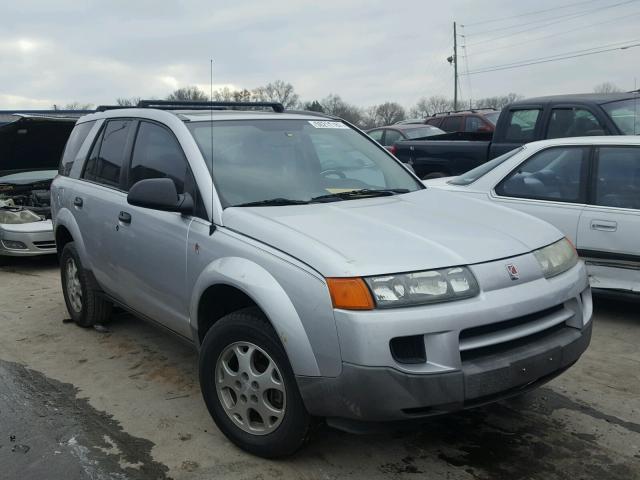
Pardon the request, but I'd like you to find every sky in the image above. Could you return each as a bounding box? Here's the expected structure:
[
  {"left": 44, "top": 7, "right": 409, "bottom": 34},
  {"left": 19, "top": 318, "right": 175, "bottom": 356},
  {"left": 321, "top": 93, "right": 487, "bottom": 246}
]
[{"left": 1, "top": 0, "right": 639, "bottom": 110}]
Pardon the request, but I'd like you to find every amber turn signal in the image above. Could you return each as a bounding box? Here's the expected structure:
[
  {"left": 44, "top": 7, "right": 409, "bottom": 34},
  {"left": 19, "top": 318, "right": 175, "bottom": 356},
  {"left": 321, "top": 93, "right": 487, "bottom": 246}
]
[{"left": 326, "top": 277, "right": 375, "bottom": 310}]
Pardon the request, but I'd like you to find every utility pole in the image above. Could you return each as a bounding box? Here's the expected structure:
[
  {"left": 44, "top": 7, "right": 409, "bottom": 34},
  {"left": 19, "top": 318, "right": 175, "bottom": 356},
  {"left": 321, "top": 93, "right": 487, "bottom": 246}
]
[
  {"left": 447, "top": 22, "right": 458, "bottom": 110},
  {"left": 453, "top": 21, "right": 458, "bottom": 111}
]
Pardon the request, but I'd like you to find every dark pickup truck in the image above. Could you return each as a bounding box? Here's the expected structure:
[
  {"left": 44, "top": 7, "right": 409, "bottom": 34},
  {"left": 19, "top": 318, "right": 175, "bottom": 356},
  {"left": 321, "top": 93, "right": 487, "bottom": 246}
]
[{"left": 395, "top": 93, "right": 640, "bottom": 179}]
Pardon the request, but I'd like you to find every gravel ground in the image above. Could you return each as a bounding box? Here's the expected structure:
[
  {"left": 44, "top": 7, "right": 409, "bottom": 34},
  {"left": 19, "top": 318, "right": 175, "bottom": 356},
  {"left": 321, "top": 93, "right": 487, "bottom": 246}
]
[{"left": 0, "top": 255, "right": 639, "bottom": 480}]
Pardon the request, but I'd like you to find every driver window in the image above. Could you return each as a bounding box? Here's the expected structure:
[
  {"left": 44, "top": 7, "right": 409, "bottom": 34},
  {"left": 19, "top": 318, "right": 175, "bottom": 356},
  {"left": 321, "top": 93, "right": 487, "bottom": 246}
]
[{"left": 496, "top": 146, "right": 588, "bottom": 202}]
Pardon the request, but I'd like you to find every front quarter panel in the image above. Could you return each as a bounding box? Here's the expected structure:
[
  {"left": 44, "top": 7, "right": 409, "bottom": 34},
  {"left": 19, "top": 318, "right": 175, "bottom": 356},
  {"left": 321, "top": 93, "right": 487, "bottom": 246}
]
[{"left": 188, "top": 223, "right": 341, "bottom": 377}]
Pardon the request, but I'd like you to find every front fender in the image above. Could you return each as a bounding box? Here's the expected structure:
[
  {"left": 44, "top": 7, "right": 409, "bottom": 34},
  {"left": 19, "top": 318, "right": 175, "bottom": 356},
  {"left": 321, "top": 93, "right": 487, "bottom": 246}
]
[
  {"left": 190, "top": 257, "right": 321, "bottom": 377},
  {"left": 54, "top": 207, "right": 90, "bottom": 267}
]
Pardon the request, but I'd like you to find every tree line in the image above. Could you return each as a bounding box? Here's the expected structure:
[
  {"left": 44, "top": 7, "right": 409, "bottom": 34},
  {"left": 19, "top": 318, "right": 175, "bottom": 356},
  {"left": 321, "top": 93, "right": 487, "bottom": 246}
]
[{"left": 54, "top": 80, "right": 627, "bottom": 128}]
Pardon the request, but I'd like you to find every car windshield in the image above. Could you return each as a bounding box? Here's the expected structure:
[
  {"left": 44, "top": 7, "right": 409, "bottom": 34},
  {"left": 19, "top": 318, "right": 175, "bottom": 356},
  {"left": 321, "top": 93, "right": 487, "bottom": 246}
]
[
  {"left": 0, "top": 169, "right": 57, "bottom": 184},
  {"left": 448, "top": 147, "right": 523, "bottom": 186},
  {"left": 187, "top": 119, "right": 424, "bottom": 207},
  {"left": 602, "top": 98, "right": 640, "bottom": 135},
  {"left": 404, "top": 126, "right": 445, "bottom": 139},
  {"left": 484, "top": 111, "right": 500, "bottom": 125}
]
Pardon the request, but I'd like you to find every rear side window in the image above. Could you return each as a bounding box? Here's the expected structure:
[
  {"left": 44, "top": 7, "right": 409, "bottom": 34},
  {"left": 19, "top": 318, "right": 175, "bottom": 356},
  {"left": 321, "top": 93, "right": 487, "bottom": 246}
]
[
  {"left": 593, "top": 147, "right": 640, "bottom": 209},
  {"left": 59, "top": 121, "right": 95, "bottom": 176},
  {"left": 440, "top": 116, "right": 462, "bottom": 132},
  {"left": 465, "top": 116, "right": 483, "bottom": 132},
  {"left": 425, "top": 118, "right": 442, "bottom": 128},
  {"left": 129, "top": 121, "right": 189, "bottom": 193},
  {"left": 383, "top": 129, "right": 403, "bottom": 146},
  {"left": 496, "top": 146, "right": 588, "bottom": 202},
  {"left": 367, "top": 129, "right": 383, "bottom": 142},
  {"left": 83, "top": 120, "right": 132, "bottom": 188},
  {"left": 504, "top": 109, "right": 540, "bottom": 142}
]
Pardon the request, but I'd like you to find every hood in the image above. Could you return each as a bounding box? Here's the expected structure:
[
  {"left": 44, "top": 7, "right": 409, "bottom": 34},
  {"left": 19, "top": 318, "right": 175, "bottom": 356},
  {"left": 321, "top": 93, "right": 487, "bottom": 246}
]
[
  {"left": 0, "top": 116, "right": 76, "bottom": 174},
  {"left": 222, "top": 188, "right": 562, "bottom": 277}
]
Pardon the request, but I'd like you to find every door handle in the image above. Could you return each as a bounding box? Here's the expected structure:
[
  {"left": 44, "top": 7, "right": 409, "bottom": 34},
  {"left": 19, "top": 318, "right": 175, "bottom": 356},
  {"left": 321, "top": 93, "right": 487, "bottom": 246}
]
[
  {"left": 73, "top": 197, "right": 83, "bottom": 207},
  {"left": 118, "top": 211, "right": 132, "bottom": 224},
  {"left": 590, "top": 220, "right": 617, "bottom": 232}
]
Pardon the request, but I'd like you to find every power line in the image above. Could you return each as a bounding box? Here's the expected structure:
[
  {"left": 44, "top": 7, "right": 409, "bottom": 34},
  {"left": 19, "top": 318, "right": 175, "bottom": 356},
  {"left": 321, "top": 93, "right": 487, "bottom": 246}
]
[
  {"left": 464, "top": 0, "right": 638, "bottom": 46},
  {"left": 462, "top": 0, "right": 623, "bottom": 37},
  {"left": 462, "top": 0, "right": 603, "bottom": 27},
  {"left": 465, "top": 10, "right": 640, "bottom": 58},
  {"left": 463, "top": 41, "right": 640, "bottom": 75}
]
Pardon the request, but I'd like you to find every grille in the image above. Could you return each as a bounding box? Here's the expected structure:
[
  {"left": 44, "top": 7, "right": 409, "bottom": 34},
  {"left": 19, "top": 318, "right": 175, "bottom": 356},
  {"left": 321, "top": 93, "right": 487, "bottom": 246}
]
[
  {"left": 33, "top": 240, "right": 56, "bottom": 249},
  {"left": 459, "top": 304, "right": 569, "bottom": 362}
]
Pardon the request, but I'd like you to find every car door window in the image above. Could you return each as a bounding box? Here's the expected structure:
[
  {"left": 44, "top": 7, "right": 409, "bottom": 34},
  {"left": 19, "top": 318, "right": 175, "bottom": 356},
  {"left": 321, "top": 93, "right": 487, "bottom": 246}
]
[
  {"left": 465, "top": 116, "right": 483, "bottom": 132},
  {"left": 496, "top": 146, "right": 588, "bottom": 202},
  {"left": 83, "top": 119, "right": 132, "bottom": 188},
  {"left": 593, "top": 147, "right": 640, "bottom": 209},
  {"left": 368, "top": 129, "right": 384, "bottom": 142},
  {"left": 59, "top": 121, "right": 95, "bottom": 176},
  {"left": 547, "top": 108, "right": 605, "bottom": 139},
  {"left": 504, "top": 109, "right": 540, "bottom": 142},
  {"left": 383, "top": 129, "right": 403, "bottom": 146},
  {"left": 129, "top": 121, "right": 190, "bottom": 193},
  {"left": 440, "top": 116, "right": 461, "bottom": 132}
]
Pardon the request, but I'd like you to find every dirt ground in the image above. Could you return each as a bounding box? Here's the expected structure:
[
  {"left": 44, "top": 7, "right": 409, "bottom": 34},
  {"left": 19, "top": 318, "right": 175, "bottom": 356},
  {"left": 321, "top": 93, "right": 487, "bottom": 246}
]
[{"left": 0, "top": 255, "right": 639, "bottom": 480}]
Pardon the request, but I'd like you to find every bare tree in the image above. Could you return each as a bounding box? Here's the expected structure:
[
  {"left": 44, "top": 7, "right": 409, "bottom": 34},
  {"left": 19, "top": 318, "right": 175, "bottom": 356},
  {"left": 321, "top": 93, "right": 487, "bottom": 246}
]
[
  {"left": 252, "top": 80, "right": 300, "bottom": 108},
  {"left": 374, "top": 102, "right": 406, "bottom": 126},
  {"left": 53, "top": 102, "right": 94, "bottom": 110},
  {"left": 320, "top": 94, "right": 363, "bottom": 125},
  {"left": 116, "top": 97, "right": 141, "bottom": 107},
  {"left": 212, "top": 87, "right": 237, "bottom": 101},
  {"left": 593, "top": 82, "right": 622, "bottom": 94},
  {"left": 409, "top": 96, "right": 455, "bottom": 118},
  {"left": 473, "top": 93, "right": 523, "bottom": 109},
  {"left": 166, "top": 86, "right": 209, "bottom": 102}
]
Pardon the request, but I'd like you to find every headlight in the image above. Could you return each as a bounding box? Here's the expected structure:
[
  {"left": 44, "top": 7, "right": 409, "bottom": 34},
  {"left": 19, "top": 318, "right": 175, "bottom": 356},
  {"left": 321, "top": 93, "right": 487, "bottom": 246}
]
[
  {"left": 364, "top": 267, "right": 479, "bottom": 308},
  {"left": 533, "top": 238, "right": 578, "bottom": 279}
]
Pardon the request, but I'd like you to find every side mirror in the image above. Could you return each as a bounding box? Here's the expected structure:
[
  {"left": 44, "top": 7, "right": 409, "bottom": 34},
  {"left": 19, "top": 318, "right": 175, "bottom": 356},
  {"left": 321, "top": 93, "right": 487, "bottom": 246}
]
[{"left": 127, "top": 178, "right": 193, "bottom": 214}]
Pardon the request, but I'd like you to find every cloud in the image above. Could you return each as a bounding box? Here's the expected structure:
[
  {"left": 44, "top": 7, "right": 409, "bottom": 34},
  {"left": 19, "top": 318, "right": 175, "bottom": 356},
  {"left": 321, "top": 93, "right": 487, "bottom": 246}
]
[{"left": 0, "top": 0, "right": 639, "bottom": 110}]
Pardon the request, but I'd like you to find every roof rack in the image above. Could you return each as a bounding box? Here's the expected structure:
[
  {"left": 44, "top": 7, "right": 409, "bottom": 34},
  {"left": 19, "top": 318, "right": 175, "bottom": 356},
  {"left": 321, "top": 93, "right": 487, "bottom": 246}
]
[
  {"left": 429, "top": 107, "right": 497, "bottom": 117},
  {"left": 97, "top": 100, "right": 285, "bottom": 113}
]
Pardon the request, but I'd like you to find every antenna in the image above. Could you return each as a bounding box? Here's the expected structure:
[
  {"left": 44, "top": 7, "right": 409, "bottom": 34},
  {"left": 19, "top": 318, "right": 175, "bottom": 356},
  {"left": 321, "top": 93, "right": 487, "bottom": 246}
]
[{"left": 209, "top": 59, "right": 215, "bottom": 235}]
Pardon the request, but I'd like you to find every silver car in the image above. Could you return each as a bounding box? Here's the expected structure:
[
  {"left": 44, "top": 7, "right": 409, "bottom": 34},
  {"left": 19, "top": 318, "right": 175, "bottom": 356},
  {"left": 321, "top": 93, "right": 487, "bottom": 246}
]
[{"left": 51, "top": 101, "right": 592, "bottom": 458}]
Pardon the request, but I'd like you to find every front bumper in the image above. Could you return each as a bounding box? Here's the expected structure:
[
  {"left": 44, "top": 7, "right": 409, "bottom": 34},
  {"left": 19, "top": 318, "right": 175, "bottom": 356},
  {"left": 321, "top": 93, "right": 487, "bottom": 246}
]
[
  {"left": 297, "top": 256, "right": 592, "bottom": 423},
  {"left": 0, "top": 220, "right": 56, "bottom": 256}
]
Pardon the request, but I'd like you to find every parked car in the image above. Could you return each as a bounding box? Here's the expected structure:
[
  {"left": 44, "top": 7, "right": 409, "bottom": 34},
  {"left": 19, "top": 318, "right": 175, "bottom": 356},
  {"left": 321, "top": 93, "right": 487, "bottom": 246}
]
[
  {"left": 394, "top": 93, "right": 640, "bottom": 179},
  {"left": 424, "top": 108, "right": 499, "bottom": 133},
  {"left": 366, "top": 124, "right": 444, "bottom": 155},
  {"left": 0, "top": 113, "right": 82, "bottom": 257},
  {"left": 52, "top": 101, "right": 592, "bottom": 458},
  {"left": 424, "top": 136, "right": 640, "bottom": 297}
]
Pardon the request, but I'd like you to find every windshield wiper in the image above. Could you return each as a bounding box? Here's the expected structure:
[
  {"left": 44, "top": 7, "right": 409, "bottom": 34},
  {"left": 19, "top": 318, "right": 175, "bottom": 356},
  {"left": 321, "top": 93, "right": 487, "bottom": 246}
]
[
  {"left": 310, "top": 188, "right": 410, "bottom": 202},
  {"left": 233, "top": 198, "right": 310, "bottom": 207}
]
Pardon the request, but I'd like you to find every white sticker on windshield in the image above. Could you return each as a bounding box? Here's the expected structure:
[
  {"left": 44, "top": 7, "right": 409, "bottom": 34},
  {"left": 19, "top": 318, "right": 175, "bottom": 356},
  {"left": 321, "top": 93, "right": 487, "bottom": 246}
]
[{"left": 308, "top": 120, "right": 349, "bottom": 129}]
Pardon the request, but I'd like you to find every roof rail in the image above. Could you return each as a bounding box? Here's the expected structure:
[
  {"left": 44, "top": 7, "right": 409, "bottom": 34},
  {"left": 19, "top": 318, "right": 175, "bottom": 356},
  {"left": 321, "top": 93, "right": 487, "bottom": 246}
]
[
  {"left": 139, "top": 100, "right": 285, "bottom": 112},
  {"left": 429, "top": 107, "right": 497, "bottom": 117},
  {"left": 95, "top": 105, "right": 133, "bottom": 112}
]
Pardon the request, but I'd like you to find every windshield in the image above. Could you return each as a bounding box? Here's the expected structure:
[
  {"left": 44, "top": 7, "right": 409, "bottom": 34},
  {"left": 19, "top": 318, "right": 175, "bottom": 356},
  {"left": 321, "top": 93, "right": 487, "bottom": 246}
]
[
  {"left": 602, "top": 98, "right": 640, "bottom": 135},
  {"left": 187, "top": 119, "right": 423, "bottom": 207},
  {"left": 484, "top": 112, "right": 500, "bottom": 125},
  {"left": 448, "top": 147, "right": 523, "bottom": 186},
  {"left": 404, "top": 126, "right": 445, "bottom": 139}
]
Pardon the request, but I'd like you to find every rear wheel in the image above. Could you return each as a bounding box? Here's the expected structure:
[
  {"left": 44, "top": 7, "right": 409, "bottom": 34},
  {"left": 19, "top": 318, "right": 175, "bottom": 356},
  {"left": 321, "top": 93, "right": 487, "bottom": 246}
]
[
  {"left": 60, "top": 242, "right": 112, "bottom": 327},
  {"left": 199, "top": 307, "right": 312, "bottom": 458}
]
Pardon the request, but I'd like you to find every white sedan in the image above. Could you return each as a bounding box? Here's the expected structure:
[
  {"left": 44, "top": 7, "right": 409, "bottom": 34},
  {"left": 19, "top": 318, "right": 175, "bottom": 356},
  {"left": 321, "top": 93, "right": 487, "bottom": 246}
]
[{"left": 425, "top": 136, "right": 640, "bottom": 297}]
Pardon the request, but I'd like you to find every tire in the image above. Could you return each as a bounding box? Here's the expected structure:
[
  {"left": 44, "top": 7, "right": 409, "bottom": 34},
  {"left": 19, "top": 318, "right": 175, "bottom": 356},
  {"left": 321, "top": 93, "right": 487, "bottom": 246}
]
[
  {"left": 60, "top": 242, "right": 112, "bottom": 327},
  {"left": 199, "top": 307, "right": 312, "bottom": 458}
]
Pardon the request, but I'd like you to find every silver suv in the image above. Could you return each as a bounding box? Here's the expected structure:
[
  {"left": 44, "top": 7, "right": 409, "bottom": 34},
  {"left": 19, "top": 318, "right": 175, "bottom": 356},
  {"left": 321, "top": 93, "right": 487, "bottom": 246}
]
[{"left": 51, "top": 101, "right": 593, "bottom": 457}]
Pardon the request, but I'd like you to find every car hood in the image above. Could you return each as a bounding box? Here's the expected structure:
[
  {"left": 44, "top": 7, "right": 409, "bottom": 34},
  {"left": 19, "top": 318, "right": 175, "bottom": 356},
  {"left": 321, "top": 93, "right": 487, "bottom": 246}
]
[{"left": 222, "top": 188, "right": 562, "bottom": 277}]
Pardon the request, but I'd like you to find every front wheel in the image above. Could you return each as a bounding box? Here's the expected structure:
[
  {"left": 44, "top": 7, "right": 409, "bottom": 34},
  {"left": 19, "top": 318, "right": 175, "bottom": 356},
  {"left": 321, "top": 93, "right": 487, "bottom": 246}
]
[{"left": 199, "top": 307, "right": 312, "bottom": 458}]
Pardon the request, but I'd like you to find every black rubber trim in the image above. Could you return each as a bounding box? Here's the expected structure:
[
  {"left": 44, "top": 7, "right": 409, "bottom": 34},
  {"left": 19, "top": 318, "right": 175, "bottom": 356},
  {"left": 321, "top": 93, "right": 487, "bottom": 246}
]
[{"left": 578, "top": 249, "right": 640, "bottom": 264}]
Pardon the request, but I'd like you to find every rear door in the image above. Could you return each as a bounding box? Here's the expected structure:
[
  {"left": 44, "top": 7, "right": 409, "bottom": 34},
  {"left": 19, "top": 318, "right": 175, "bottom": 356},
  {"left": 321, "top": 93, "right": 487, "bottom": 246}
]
[
  {"left": 577, "top": 145, "right": 640, "bottom": 292},
  {"left": 492, "top": 145, "right": 590, "bottom": 243},
  {"left": 113, "top": 120, "right": 201, "bottom": 337},
  {"left": 74, "top": 119, "right": 135, "bottom": 297}
]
